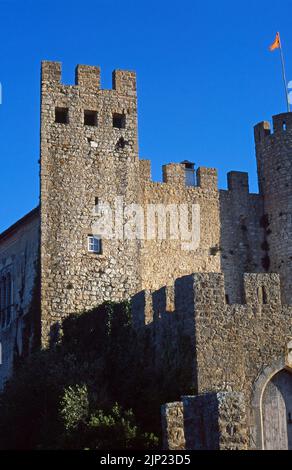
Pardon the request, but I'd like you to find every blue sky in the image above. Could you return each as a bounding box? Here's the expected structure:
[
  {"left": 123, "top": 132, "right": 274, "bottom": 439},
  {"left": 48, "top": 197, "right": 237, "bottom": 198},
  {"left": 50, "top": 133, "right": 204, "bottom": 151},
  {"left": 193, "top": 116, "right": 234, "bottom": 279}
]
[{"left": 0, "top": 0, "right": 291, "bottom": 232}]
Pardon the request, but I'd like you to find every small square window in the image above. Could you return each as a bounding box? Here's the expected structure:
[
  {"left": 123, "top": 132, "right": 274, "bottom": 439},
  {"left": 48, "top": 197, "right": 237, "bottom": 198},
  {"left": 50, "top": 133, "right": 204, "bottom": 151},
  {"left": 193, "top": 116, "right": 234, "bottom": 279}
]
[
  {"left": 55, "top": 107, "right": 69, "bottom": 124},
  {"left": 84, "top": 110, "right": 98, "bottom": 127},
  {"left": 113, "top": 113, "right": 126, "bottom": 129},
  {"left": 88, "top": 235, "right": 102, "bottom": 254}
]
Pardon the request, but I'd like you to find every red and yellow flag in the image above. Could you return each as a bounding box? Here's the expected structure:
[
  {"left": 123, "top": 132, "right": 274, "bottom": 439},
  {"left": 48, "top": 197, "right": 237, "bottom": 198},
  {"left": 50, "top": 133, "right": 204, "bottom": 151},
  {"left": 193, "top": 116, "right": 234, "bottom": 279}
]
[{"left": 269, "top": 32, "right": 281, "bottom": 51}]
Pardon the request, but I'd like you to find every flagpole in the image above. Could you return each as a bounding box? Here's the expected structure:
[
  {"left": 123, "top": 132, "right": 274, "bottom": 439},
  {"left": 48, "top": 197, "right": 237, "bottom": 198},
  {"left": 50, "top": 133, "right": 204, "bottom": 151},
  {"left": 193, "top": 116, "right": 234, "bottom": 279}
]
[{"left": 279, "top": 34, "right": 290, "bottom": 112}]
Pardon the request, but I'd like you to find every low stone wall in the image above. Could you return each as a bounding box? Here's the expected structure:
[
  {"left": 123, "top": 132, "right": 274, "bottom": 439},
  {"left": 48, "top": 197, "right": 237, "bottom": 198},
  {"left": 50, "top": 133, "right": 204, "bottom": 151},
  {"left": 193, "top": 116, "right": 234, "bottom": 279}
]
[{"left": 162, "top": 392, "right": 248, "bottom": 450}]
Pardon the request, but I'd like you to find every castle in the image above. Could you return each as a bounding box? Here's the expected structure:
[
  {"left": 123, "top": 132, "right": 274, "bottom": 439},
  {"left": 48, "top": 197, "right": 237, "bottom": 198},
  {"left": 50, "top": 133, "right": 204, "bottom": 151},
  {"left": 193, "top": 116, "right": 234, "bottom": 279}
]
[{"left": 0, "top": 61, "right": 292, "bottom": 450}]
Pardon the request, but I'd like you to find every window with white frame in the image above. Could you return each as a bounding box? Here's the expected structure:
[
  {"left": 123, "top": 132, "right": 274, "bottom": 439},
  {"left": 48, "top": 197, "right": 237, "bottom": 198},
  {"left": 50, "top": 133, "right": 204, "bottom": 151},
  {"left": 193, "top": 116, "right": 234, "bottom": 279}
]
[
  {"left": 88, "top": 235, "right": 102, "bottom": 254},
  {"left": 0, "top": 272, "right": 13, "bottom": 329}
]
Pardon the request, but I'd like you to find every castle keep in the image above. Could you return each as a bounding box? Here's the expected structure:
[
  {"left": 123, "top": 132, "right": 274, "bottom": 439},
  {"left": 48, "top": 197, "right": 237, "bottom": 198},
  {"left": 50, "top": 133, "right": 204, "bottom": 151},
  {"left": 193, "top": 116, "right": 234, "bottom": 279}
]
[{"left": 0, "top": 61, "right": 292, "bottom": 449}]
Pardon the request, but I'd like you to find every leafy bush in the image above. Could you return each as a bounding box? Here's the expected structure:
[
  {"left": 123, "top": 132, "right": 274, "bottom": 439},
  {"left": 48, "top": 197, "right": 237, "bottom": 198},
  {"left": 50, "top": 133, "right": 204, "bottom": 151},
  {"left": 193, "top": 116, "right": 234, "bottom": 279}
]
[{"left": 60, "top": 386, "right": 158, "bottom": 450}]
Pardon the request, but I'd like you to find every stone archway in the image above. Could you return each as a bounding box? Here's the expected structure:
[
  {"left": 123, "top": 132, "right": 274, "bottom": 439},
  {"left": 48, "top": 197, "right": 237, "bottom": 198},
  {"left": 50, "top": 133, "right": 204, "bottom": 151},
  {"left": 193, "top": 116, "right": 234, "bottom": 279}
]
[
  {"left": 250, "top": 354, "right": 292, "bottom": 450},
  {"left": 262, "top": 369, "right": 292, "bottom": 450}
]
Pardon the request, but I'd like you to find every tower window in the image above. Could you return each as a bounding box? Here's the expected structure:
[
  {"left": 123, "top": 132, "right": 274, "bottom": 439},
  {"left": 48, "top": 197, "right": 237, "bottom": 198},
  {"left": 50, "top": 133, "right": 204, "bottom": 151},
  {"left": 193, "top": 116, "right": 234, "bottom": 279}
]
[
  {"left": 55, "top": 107, "right": 69, "bottom": 124},
  {"left": 283, "top": 121, "right": 287, "bottom": 131},
  {"left": 94, "top": 197, "right": 99, "bottom": 214},
  {"left": 257, "top": 286, "right": 268, "bottom": 305},
  {"left": 0, "top": 272, "right": 13, "bottom": 328},
  {"left": 84, "top": 110, "right": 98, "bottom": 127},
  {"left": 113, "top": 113, "right": 126, "bottom": 129},
  {"left": 88, "top": 235, "right": 102, "bottom": 254}
]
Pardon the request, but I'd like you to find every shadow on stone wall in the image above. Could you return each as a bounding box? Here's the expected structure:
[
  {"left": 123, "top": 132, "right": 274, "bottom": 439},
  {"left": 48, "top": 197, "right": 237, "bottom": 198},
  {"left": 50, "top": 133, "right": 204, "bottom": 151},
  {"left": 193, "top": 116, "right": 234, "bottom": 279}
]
[{"left": 0, "top": 295, "right": 194, "bottom": 449}]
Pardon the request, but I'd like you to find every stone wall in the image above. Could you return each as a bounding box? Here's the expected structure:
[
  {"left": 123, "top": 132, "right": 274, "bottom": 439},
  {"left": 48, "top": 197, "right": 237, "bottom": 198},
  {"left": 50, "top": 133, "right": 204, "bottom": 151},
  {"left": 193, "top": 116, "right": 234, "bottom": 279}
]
[
  {"left": 220, "top": 172, "right": 265, "bottom": 303},
  {"left": 133, "top": 272, "right": 292, "bottom": 448},
  {"left": 40, "top": 62, "right": 229, "bottom": 344},
  {"left": 175, "top": 273, "right": 292, "bottom": 401},
  {"left": 39, "top": 62, "right": 291, "bottom": 353},
  {"left": 183, "top": 392, "right": 248, "bottom": 450},
  {"left": 162, "top": 392, "right": 248, "bottom": 450},
  {"left": 40, "top": 61, "right": 143, "bottom": 344},
  {"left": 41, "top": 62, "right": 282, "bottom": 346},
  {"left": 139, "top": 166, "right": 221, "bottom": 291},
  {"left": 0, "top": 209, "right": 39, "bottom": 390},
  {"left": 161, "top": 402, "right": 185, "bottom": 450},
  {"left": 0, "top": 62, "right": 292, "bottom": 449},
  {"left": 255, "top": 113, "right": 292, "bottom": 303}
]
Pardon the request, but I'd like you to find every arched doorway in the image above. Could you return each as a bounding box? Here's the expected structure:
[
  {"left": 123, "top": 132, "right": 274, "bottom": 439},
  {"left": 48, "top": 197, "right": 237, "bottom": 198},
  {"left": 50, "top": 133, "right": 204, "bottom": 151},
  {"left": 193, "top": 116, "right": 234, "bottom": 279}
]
[{"left": 262, "top": 369, "right": 292, "bottom": 450}]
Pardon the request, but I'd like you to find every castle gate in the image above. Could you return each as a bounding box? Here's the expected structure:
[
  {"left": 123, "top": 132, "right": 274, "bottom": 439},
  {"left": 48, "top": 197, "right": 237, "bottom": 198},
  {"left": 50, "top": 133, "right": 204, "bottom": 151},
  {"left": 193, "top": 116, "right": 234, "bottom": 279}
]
[{"left": 262, "top": 369, "right": 292, "bottom": 450}]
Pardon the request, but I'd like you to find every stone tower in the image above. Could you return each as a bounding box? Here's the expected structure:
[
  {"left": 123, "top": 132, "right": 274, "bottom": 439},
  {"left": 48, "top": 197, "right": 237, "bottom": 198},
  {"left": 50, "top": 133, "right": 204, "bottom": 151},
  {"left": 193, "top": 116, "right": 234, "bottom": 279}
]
[
  {"left": 254, "top": 112, "right": 292, "bottom": 303},
  {"left": 40, "top": 61, "right": 142, "bottom": 344}
]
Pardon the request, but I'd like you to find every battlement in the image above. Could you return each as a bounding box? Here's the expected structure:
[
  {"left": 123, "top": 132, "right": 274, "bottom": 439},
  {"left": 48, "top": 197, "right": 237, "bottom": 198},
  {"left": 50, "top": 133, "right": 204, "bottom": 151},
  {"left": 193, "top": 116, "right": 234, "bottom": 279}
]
[
  {"left": 131, "top": 285, "right": 175, "bottom": 328},
  {"left": 254, "top": 112, "right": 292, "bottom": 144},
  {"left": 196, "top": 167, "right": 218, "bottom": 190},
  {"left": 139, "top": 162, "right": 218, "bottom": 190},
  {"left": 162, "top": 163, "right": 186, "bottom": 186},
  {"left": 227, "top": 171, "right": 249, "bottom": 192},
  {"left": 177, "top": 272, "right": 283, "bottom": 310},
  {"left": 243, "top": 273, "right": 281, "bottom": 305},
  {"left": 132, "top": 273, "right": 284, "bottom": 327},
  {"left": 141, "top": 161, "right": 258, "bottom": 195},
  {"left": 75, "top": 64, "right": 101, "bottom": 89},
  {"left": 41, "top": 60, "right": 136, "bottom": 95}
]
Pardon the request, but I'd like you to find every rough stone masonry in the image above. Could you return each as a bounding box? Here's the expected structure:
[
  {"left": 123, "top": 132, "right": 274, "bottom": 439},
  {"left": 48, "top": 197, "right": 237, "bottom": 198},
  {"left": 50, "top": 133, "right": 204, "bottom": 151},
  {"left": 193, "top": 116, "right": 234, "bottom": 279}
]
[{"left": 0, "top": 61, "right": 292, "bottom": 449}]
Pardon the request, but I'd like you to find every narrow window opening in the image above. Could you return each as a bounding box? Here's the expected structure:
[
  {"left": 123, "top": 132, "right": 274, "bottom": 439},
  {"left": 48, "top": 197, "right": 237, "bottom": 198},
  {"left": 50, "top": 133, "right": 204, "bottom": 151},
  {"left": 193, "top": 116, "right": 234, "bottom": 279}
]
[
  {"left": 84, "top": 110, "right": 98, "bottom": 127},
  {"left": 0, "top": 276, "right": 6, "bottom": 328},
  {"left": 262, "top": 286, "right": 268, "bottom": 304},
  {"left": 283, "top": 121, "right": 287, "bottom": 131},
  {"left": 113, "top": 113, "right": 126, "bottom": 129},
  {"left": 257, "top": 286, "right": 268, "bottom": 304},
  {"left": 55, "top": 107, "right": 69, "bottom": 124},
  {"left": 0, "top": 273, "right": 13, "bottom": 328},
  {"left": 6, "top": 273, "right": 12, "bottom": 326},
  {"left": 94, "top": 197, "right": 99, "bottom": 214},
  {"left": 225, "top": 294, "right": 230, "bottom": 305},
  {"left": 88, "top": 235, "right": 102, "bottom": 254}
]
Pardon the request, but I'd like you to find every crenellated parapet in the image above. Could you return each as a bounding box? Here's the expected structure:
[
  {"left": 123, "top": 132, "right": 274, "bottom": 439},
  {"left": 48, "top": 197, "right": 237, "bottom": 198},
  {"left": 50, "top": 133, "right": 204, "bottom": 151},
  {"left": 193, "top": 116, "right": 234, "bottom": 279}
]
[
  {"left": 254, "top": 112, "right": 292, "bottom": 145},
  {"left": 132, "top": 270, "right": 292, "bottom": 434},
  {"left": 227, "top": 171, "right": 249, "bottom": 192},
  {"left": 243, "top": 273, "right": 281, "bottom": 306},
  {"left": 40, "top": 61, "right": 138, "bottom": 160},
  {"left": 162, "top": 163, "right": 186, "bottom": 186},
  {"left": 41, "top": 61, "right": 136, "bottom": 95},
  {"left": 196, "top": 167, "right": 218, "bottom": 190},
  {"left": 139, "top": 159, "right": 261, "bottom": 198},
  {"left": 131, "top": 272, "right": 288, "bottom": 328},
  {"left": 162, "top": 164, "right": 218, "bottom": 190},
  {"left": 139, "top": 160, "right": 219, "bottom": 190},
  {"left": 75, "top": 64, "right": 101, "bottom": 89},
  {"left": 131, "top": 285, "right": 175, "bottom": 329}
]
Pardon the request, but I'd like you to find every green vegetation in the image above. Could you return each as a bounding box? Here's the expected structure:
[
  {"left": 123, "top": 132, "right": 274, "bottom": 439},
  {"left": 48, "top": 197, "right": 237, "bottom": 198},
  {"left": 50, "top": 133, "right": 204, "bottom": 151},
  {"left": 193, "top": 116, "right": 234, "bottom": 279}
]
[{"left": 0, "top": 300, "right": 189, "bottom": 450}]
